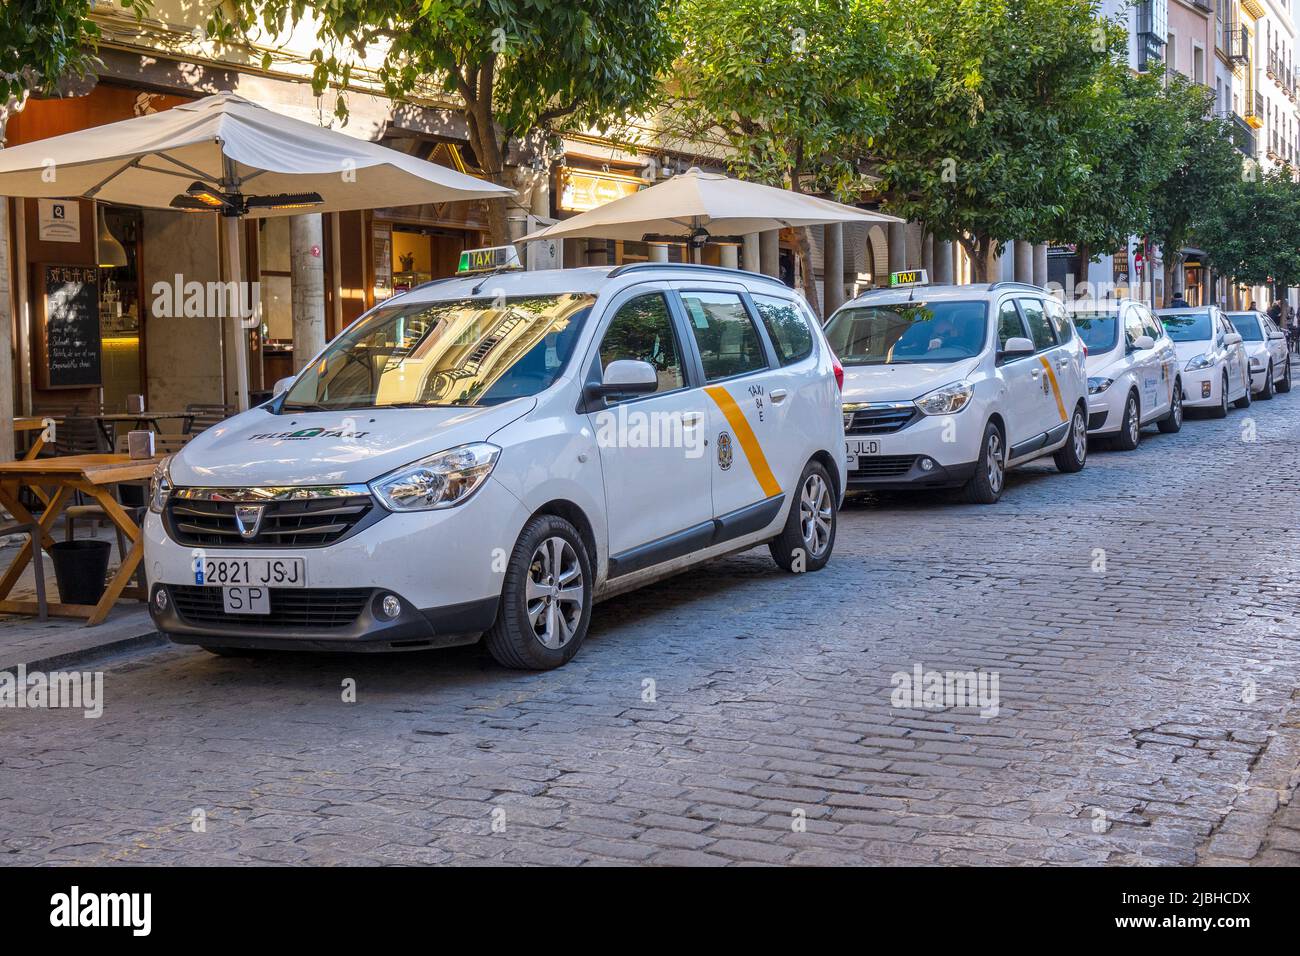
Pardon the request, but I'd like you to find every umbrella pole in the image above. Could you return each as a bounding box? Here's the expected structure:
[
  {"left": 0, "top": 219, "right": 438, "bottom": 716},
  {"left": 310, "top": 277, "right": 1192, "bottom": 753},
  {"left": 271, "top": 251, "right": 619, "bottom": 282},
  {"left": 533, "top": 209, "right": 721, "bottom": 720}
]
[{"left": 221, "top": 215, "right": 251, "bottom": 411}]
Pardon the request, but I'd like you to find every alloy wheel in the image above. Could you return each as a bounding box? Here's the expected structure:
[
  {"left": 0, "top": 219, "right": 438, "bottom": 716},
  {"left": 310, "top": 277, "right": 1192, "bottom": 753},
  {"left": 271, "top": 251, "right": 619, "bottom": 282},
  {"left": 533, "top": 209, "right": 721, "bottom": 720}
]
[
  {"left": 1073, "top": 411, "right": 1088, "bottom": 463},
  {"left": 1172, "top": 388, "right": 1183, "bottom": 427},
  {"left": 799, "top": 473, "right": 834, "bottom": 559},
  {"left": 526, "top": 536, "right": 585, "bottom": 650},
  {"left": 986, "top": 430, "right": 1004, "bottom": 494},
  {"left": 1126, "top": 397, "right": 1139, "bottom": 445}
]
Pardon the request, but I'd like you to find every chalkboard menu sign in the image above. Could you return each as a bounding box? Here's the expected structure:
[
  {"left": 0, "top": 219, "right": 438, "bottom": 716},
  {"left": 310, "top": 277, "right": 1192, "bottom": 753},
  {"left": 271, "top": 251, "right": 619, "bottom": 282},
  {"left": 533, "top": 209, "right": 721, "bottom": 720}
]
[{"left": 36, "top": 264, "right": 102, "bottom": 389}]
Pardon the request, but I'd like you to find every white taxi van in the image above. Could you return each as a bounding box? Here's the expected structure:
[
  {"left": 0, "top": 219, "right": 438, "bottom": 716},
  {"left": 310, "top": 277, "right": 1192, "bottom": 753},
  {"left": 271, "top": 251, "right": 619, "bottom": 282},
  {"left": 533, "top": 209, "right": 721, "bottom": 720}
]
[
  {"left": 1155, "top": 306, "right": 1251, "bottom": 418},
  {"left": 1066, "top": 298, "right": 1182, "bottom": 448},
  {"left": 145, "top": 250, "right": 846, "bottom": 669},
  {"left": 1226, "top": 310, "right": 1292, "bottom": 399},
  {"left": 824, "top": 275, "right": 1089, "bottom": 504}
]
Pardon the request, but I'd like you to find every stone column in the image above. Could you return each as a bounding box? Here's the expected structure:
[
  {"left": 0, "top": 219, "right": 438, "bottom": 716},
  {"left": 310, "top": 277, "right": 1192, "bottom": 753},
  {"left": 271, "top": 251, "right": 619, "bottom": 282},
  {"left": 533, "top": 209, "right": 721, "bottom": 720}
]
[
  {"left": 986, "top": 242, "right": 1004, "bottom": 284},
  {"left": 823, "top": 223, "right": 845, "bottom": 314},
  {"left": 933, "top": 240, "right": 954, "bottom": 285},
  {"left": 888, "top": 222, "right": 907, "bottom": 275},
  {"left": 1014, "top": 240, "right": 1034, "bottom": 283},
  {"left": 922, "top": 233, "right": 934, "bottom": 276},
  {"left": 717, "top": 243, "right": 739, "bottom": 269},
  {"left": 647, "top": 243, "right": 669, "bottom": 263},
  {"left": 290, "top": 214, "right": 326, "bottom": 373},
  {"left": 742, "top": 234, "right": 761, "bottom": 272},
  {"left": 1033, "top": 243, "right": 1048, "bottom": 287},
  {"left": 759, "top": 230, "right": 780, "bottom": 278},
  {"left": 0, "top": 196, "right": 13, "bottom": 462}
]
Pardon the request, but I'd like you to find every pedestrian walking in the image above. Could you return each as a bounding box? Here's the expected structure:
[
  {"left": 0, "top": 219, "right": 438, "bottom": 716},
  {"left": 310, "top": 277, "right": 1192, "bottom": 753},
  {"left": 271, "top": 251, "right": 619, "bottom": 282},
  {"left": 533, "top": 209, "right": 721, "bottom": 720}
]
[{"left": 1168, "top": 292, "right": 1189, "bottom": 308}]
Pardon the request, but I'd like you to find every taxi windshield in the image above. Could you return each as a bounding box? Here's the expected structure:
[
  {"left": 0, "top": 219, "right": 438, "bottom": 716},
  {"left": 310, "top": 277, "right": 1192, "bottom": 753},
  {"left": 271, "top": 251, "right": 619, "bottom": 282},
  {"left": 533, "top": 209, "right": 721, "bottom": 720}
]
[
  {"left": 1159, "top": 311, "right": 1212, "bottom": 342},
  {"left": 281, "top": 293, "right": 595, "bottom": 411},
  {"left": 824, "top": 301, "right": 987, "bottom": 365},
  {"left": 1228, "top": 313, "right": 1264, "bottom": 341},
  {"left": 1070, "top": 311, "right": 1119, "bottom": 353}
]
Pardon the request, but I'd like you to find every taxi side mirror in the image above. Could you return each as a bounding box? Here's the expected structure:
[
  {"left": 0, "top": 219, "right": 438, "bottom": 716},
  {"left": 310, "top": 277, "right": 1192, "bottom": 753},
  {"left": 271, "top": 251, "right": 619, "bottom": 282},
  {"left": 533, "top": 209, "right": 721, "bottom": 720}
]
[
  {"left": 1224, "top": 332, "right": 1243, "bottom": 346},
  {"left": 589, "top": 359, "right": 658, "bottom": 398},
  {"left": 998, "top": 337, "right": 1035, "bottom": 360},
  {"left": 272, "top": 376, "right": 296, "bottom": 397},
  {"left": 1130, "top": 335, "right": 1155, "bottom": 351}
]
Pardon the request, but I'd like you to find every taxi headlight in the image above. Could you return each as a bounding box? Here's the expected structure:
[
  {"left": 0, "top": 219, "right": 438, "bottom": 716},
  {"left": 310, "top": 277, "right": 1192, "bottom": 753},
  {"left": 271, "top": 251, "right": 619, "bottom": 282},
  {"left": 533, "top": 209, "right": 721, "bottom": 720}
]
[
  {"left": 148, "top": 456, "right": 173, "bottom": 514},
  {"left": 1087, "top": 376, "right": 1113, "bottom": 395},
  {"left": 370, "top": 443, "right": 500, "bottom": 512},
  {"left": 1185, "top": 353, "right": 1214, "bottom": 371},
  {"left": 1249, "top": 356, "right": 1264, "bottom": 369},
  {"left": 914, "top": 381, "right": 974, "bottom": 415}
]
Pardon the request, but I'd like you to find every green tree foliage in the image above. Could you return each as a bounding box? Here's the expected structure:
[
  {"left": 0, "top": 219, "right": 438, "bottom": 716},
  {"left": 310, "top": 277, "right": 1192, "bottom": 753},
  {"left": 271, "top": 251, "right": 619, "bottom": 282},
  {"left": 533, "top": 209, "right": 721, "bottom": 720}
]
[
  {"left": 873, "top": 0, "right": 1121, "bottom": 281},
  {"left": 211, "top": 0, "right": 679, "bottom": 243},
  {"left": 1198, "top": 166, "right": 1300, "bottom": 296},
  {"left": 670, "top": 0, "right": 908, "bottom": 310},
  {"left": 1146, "top": 82, "right": 1245, "bottom": 300},
  {"left": 0, "top": 0, "right": 150, "bottom": 102}
]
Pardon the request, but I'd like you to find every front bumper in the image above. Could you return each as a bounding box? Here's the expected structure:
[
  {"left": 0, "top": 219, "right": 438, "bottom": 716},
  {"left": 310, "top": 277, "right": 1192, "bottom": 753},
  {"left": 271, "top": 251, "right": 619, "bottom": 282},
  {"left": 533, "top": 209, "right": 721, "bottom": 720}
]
[
  {"left": 846, "top": 456, "right": 978, "bottom": 490},
  {"left": 1086, "top": 385, "right": 1126, "bottom": 435},
  {"left": 150, "top": 584, "right": 496, "bottom": 652},
  {"left": 1249, "top": 365, "right": 1270, "bottom": 393},
  {"left": 144, "top": 476, "right": 528, "bottom": 649},
  {"left": 844, "top": 408, "right": 985, "bottom": 493},
  {"left": 1181, "top": 366, "right": 1221, "bottom": 408}
]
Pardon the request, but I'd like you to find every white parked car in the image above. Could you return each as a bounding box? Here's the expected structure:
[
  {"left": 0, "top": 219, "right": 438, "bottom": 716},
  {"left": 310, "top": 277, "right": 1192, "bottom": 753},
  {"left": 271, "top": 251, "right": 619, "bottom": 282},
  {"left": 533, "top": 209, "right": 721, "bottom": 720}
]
[
  {"left": 1067, "top": 298, "right": 1182, "bottom": 449},
  {"left": 145, "top": 254, "right": 846, "bottom": 669},
  {"left": 1155, "top": 307, "right": 1251, "bottom": 418},
  {"left": 1226, "top": 310, "right": 1292, "bottom": 399},
  {"left": 824, "top": 279, "right": 1090, "bottom": 505}
]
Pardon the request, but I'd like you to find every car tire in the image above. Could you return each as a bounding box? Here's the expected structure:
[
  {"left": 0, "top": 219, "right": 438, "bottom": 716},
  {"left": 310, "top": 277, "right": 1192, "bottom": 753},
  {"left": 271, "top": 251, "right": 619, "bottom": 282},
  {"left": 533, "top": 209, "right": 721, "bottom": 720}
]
[
  {"left": 1208, "top": 374, "right": 1229, "bottom": 418},
  {"left": 1278, "top": 358, "right": 1292, "bottom": 393},
  {"left": 1114, "top": 392, "right": 1141, "bottom": 451},
  {"left": 961, "top": 420, "right": 1005, "bottom": 505},
  {"left": 1053, "top": 405, "right": 1088, "bottom": 473},
  {"left": 1157, "top": 379, "right": 1183, "bottom": 433},
  {"left": 1234, "top": 377, "right": 1252, "bottom": 409},
  {"left": 770, "top": 460, "right": 837, "bottom": 572},
  {"left": 484, "top": 514, "right": 593, "bottom": 670},
  {"left": 1260, "top": 363, "right": 1275, "bottom": 400}
]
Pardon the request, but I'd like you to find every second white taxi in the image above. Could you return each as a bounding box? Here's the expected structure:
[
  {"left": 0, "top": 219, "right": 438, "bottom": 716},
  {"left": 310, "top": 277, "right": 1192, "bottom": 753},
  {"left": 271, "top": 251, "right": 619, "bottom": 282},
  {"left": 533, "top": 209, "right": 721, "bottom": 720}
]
[
  {"left": 824, "top": 277, "right": 1089, "bottom": 504},
  {"left": 1067, "top": 298, "right": 1182, "bottom": 449}
]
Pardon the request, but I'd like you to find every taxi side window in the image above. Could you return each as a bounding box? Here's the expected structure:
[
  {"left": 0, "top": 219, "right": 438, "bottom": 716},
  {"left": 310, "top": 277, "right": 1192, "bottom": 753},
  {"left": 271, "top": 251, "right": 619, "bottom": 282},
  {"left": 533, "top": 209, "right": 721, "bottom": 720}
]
[
  {"left": 1045, "top": 298, "right": 1073, "bottom": 343},
  {"left": 1019, "top": 298, "right": 1057, "bottom": 351},
  {"left": 753, "top": 293, "right": 814, "bottom": 366},
  {"left": 997, "top": 300, "right": 1028, "bottom": 351},
  {"left": 598, "top": 293, "right": 687, "bottom": 398},
  {"left": 1124, "top": 308, "right": 1146, "bottom": 347},
  {"left": 680, "top": 291, "right": 769, "bottom": 381},
  {"left": 1141, "top": 308, "right": 1164, "bottom": 342}
]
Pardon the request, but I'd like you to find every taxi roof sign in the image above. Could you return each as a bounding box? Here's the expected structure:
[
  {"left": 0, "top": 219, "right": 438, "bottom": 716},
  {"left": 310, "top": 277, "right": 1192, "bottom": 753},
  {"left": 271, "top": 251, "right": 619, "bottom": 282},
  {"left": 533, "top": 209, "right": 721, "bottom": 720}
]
[
  {"left": 889, "top": 269, "right": 928, "bottom": 288},
  {"left": 457, "top": 245, "right": 522, "bottom": 275}
]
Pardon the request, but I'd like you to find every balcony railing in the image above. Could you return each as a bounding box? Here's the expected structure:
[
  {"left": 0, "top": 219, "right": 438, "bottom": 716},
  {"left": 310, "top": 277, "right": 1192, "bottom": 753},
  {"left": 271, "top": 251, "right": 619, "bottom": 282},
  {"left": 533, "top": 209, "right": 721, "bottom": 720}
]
[
  {"left": 1225, "top": 23, "right": 1250, "bottom": 63},
  {"left": 1218, "top": 110, "right": 1257, "bottom": 158}
]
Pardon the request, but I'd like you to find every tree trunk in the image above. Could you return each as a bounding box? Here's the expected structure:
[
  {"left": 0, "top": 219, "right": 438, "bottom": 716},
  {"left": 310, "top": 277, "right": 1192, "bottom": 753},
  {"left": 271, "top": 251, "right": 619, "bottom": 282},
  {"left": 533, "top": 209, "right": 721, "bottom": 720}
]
[
  {"left": 794, "top": 226, "right": 820, "bottom": 318},
  {"left": 462, "top": 64, "right": 512, "bottom": 247},
  {"left": 1075, "top": 242, "right": 1090, "bottom": 297}
]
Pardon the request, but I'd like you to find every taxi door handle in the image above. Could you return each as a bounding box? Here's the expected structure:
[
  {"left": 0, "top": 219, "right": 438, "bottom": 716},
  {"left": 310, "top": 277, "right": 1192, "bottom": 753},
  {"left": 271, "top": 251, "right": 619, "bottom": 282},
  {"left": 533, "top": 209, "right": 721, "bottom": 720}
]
[
  {"left": 1030, "top": 368, "right": 1040, "bottom": 379},
  {"left": 770, "top": 388, "right": 788, "bottom": 404},
  {"left": 682, "top": 412, "right": 704, "bottom": 427}
]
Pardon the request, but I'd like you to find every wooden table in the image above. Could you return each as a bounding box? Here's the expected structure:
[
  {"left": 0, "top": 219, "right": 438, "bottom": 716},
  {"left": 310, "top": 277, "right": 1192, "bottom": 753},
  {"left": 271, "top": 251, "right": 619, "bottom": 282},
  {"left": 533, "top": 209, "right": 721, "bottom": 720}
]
[
  {"left": 0, "top": 454, "right": 163, "bottom": 625},
  {"left": 93, "top": 411, "right": 194, "bottom": 446}
]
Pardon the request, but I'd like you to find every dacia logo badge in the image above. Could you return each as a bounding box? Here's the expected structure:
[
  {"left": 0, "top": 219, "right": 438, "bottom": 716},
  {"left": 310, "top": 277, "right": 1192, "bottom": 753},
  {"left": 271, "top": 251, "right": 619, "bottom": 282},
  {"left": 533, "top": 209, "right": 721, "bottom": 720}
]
[
  {"left": 234, "top": 504, "right": 265, "bottom": 539},
  {"left": 717, "top": 431, "right": 734, "bottom": 471}
]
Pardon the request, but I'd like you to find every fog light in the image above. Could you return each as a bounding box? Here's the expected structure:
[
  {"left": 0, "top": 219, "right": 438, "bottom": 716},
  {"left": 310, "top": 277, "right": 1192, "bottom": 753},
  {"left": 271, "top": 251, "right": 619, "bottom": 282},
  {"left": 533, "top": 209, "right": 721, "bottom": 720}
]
[
  {"left": 1202, "top": 382, "right": 1212, "bottom": 398},
  {"left": 154, "top": 588, "right": 169, "bottom": 612},
  {"left": 919, "top": 457, "right": 935, "bottom": 472},
  {"left": 381, "top": 594, "right": 401, "bottom": 619}
]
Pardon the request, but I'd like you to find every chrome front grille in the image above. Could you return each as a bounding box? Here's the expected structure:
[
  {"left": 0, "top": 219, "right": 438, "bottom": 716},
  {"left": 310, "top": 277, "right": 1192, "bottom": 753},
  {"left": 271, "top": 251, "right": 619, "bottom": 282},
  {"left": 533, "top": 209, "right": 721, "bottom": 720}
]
[
  {"left": 844, "top": 403, "right": 920, "bottom": 435},
  {"left": 165, "top": 486, "right": 380, "bottom": 548}
]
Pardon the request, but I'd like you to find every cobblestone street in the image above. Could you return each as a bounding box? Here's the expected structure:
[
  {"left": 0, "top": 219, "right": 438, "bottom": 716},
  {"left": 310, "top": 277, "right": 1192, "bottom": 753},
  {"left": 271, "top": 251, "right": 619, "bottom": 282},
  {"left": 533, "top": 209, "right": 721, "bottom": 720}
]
[{"left": 2, "top": 382, "right": 1299, "bottom": 866}]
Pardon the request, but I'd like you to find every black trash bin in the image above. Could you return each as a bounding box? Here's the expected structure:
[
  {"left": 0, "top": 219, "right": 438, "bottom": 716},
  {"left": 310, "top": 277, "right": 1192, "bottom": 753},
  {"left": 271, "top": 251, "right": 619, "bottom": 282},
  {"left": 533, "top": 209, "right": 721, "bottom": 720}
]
[{"left": 50, "top": 539, "right": 112, "bottom": 606}]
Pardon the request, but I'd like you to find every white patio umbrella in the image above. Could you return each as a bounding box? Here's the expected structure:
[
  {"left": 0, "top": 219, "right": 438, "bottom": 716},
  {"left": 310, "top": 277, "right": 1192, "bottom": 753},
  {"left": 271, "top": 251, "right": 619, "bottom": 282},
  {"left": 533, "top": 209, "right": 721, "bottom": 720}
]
[
  {"left": 520, "top": 167, "right": 901, "bottom": 249},
  {"left": 0, "top": 92, "right": 514, "bottom": 408}
]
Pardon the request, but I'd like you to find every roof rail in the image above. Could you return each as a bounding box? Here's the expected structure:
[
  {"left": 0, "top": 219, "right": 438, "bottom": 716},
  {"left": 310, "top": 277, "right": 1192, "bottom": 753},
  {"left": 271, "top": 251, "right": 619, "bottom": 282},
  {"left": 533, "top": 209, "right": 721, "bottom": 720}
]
[
  {"left": 605, "top": 261, "right": 792, "bottom": 288},
  {"left": 987, "top": 281, "right": 1044, "bottom": 293}
]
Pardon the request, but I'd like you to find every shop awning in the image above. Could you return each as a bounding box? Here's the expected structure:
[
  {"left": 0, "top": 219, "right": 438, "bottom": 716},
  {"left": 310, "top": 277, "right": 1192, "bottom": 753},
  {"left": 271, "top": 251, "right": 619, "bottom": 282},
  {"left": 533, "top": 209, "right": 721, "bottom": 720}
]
[{"left": 0, "top": 92, "right": 513, "bottom": 214}]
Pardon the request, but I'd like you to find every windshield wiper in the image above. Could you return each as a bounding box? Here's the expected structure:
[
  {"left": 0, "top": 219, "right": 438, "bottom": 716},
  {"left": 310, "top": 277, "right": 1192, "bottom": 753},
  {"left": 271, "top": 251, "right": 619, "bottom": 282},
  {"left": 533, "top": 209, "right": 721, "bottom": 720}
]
[{"left": 280, "top": 402, "right": 336, "bottom": 413}]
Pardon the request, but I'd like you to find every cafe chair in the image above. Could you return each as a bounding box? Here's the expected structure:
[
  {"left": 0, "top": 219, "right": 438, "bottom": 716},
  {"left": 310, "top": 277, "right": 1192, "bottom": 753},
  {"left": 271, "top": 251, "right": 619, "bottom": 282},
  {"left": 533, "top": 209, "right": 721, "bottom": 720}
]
[
  {"left": 0, "top": 519, "right": 48, "bottom": 621},
  {"left": 183, "top": 403, "right": 235, "bottom": 435}
]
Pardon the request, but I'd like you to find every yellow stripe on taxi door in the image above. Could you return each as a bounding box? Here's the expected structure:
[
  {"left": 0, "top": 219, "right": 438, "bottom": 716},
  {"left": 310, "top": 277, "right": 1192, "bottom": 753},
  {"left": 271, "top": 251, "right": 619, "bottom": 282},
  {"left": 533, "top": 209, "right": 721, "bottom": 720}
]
[
  {"left": 1038, "top": 356, "right": 1067, "bottom": 422},
  {"left": 703, "top": 386, "right": 782, "bottom": 498}
]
